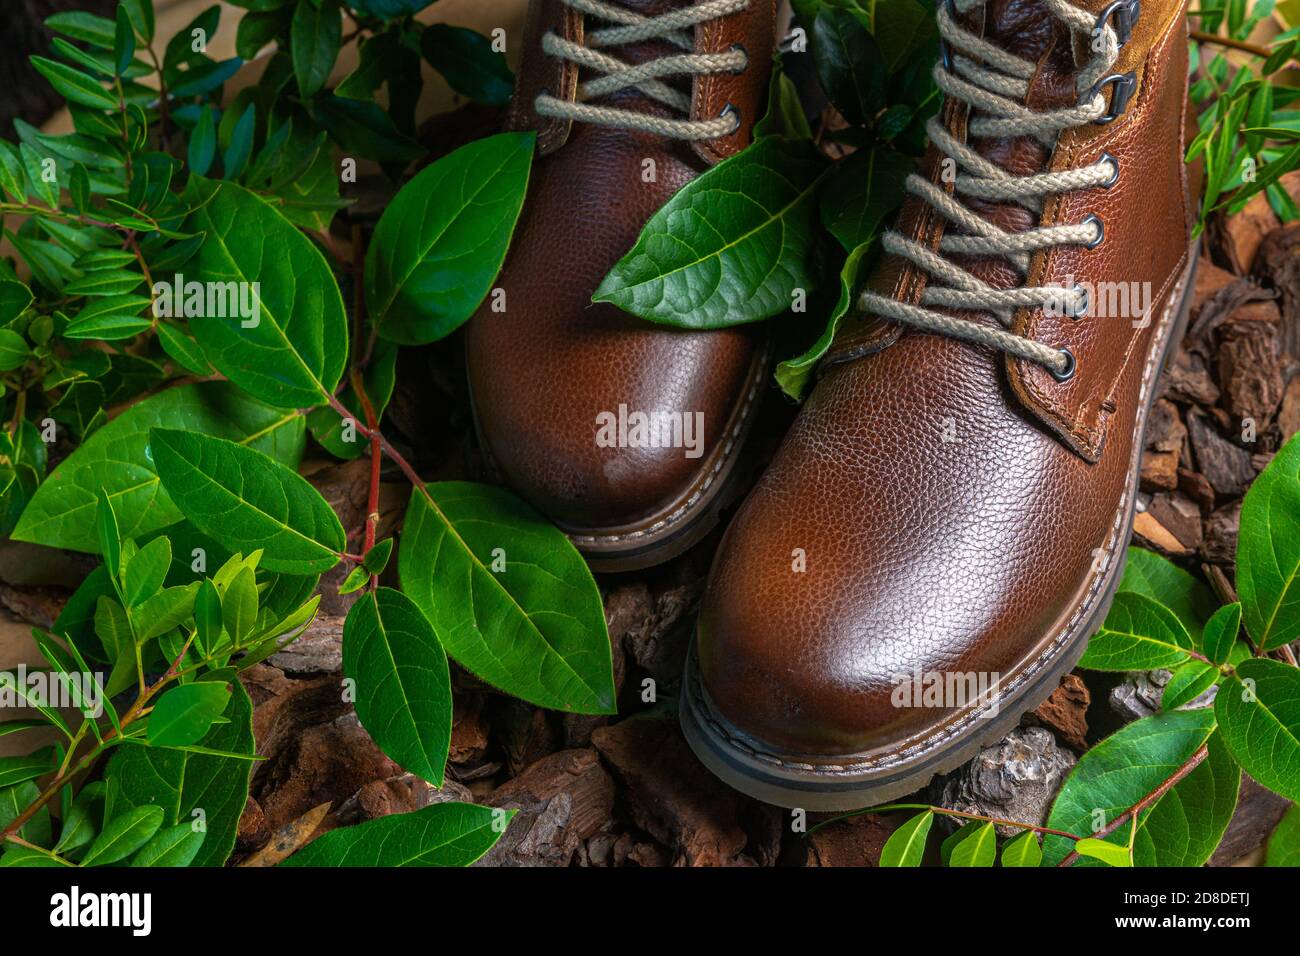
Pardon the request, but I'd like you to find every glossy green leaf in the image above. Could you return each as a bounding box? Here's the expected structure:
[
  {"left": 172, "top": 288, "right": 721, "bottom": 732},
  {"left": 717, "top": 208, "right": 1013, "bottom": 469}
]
[
  {"left": 820, "top": 146, "right": 912, "bottom": 252},
  {"left": 399, "top": 482, "right": 615, "bottom": 714},
  {"left": 1041, "top": 709, "right": 1218, "bottom": 865},
  {"left": 105, "top": 680, "right": 254, "bottom": 867},
  {"left": 1000, "top": 830, "right": 1042, "bottom": 867},
  {"left": 1075, "top": 837, "right": 1132, "bottom": 867},
  {"left": 15, "top": 382, "right": 304, "bottom": 553},
  {"left": 878, "top": 810, "right": 932, "bottom": 866},
  {"left": 775, "top": 239, "right": 869, "bottom": 400},
  {"left": 113, "top": 5, "right": 136, "bottom": 76},
  {"left": 157, "top": 323, "right": 212, "bottom": 375},
  {"left": 148, "top": 681, "right": 232, "bottom": 748},
  {"left": 0, "top": 330, "right": 28, "bottom": 371},
  {"left": 291, "top": 0, "right": 342, "bottom": 98},
  {"left": 282, "top": 802, "right": 510, "bottom": 867},
  {"left": 1119, "top": 546, "right": 1218, "bottom": 643},
  {"left": 149, "top": 429, "right": 344, "bottom": 575},
  {"left": 420, "top": 24, "right": 513, "bottom": 106},
  {"left": 1203, "top": 602, "right": 1243, "bottom": 665},
  {"left": 344, "top": 588, "right": 452, "bottom": 786},
  {"left": 753, "top": 54, "right": 812, "bottom": 141},
  {"left": 131, "top": 823, "right": 205, "bottom": 867},
  {"left": 811, "top": 7, "right": 885, "bottom": 126},
  {"left": 368, "top": 132, "right": 534, "bottom": 344},
  {"left": 1237, "top": 431, "right": 1300, "bottom": 650},
  {"left": 1079, "top": 591, "right": 1195, "bottom": 671},
  {"left": 1161, "top": 659, "right": 1219, "bottom": 710},
  {"left": 124, "top": 536, "right": 170, "bottom": 607},
  {"left": 186, "top": 178, "right": 348, "bottom": 406},
  {"left": 30, "top": 56, "right": 118, "bottom": 110},
  {"left": 81, "top": 805, "right": 164, "bottom": 866},
  {"left": 1132, "top": 732, "right": 1239, "bottom": 867},
  {"left": 1215, "top": 658, "right": 1300, "bottom": 801},
  {"left": 594, "top": 137, "right": 827, "bottom": 329},
  {"left": 941, "top": 821, "right": 995, "bottom": 867}
]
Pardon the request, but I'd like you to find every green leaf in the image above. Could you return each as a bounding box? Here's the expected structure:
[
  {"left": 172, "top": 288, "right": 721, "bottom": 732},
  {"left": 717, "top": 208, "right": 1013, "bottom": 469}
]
[
  {"left": 1078, "top": 591, "right": 1195, "bottom": 671},
  {"left": 399, "top": 482, "right": 615, "bottom": 714},
  {"left": 45, "top": 11, "right": 117, "bottom": 49},
  {"left": 362, "top": 538, "right": 393, "bottom": 576},
  {"left": 820, "top": 147, "right": 912, "bottom": 252},
  {"left": 1266, "top": 804, "right": 1300, "bottom": 866},
  {"left": 64, "top": 294, "right": 153, "bottom": 340},
  {"left": 30, "top": 56, "right": 118, "bottom": 110},
  {"left": 188, "top": 104, "right": 218, "bottom": 176},
  {"left": 593, "top": 137, "right": 827, "bottom": 329},
  {"left": 81, "top": 805, "right": 165, "bottom": 866},
  {"left": 775, "top": 239, "right": 868, "bottom": 400},
  {"left": 1118, "top": 547, "right": 1218, "bottom": 643},
  {"left": 1132, "top": 732, "right": 1239, "bottom": 867},
  {"left": 63, "top": 269, "right": 144, "bottom": 297},
  {"left": 338, "top": 565, "right": 370, "bottom": 596},
  {"left": 120, "top": 0, "right": 156, "bottom": 43},
  {"left": 148, "top": 681, "right": 232, "bottom": 748},
  {"left": 0, "top": 280, "right": 34, "bottom": 325},
  {"left": 97, "top": 490, "right": 122, "bottom": 576},
  {"left": 282, "top": 802, "right": 510, "bottom": 867},
  {"left": 811, "top": 7, "right": 885, "bottom": 126},
  {"left": 368, "top": 132, "right": 534, "bottom": 344},
  {"left": 1041, "top": 709, "right": 1218, "bottom": 865},
  {"left": 1237, "top": 431, "right": 1300, "bottom": 650},
  {"left": 0, "top": 846, "right": 71, "bottom": 867},
  {"left": 420, "top": 24, "right": 513, "bottom": 106},
  {"left": 157, "top": 323, "right": 212, "bottom": 375},
  {"left": 291, "top": 0, "right": 341, "bottom": 98},
  {"left": 0, "top": 781, "right": 50, "bottom": 846},
  {"left": 105, "top": 679, "right": 254, "bottom": 867},
  {"left": 878, "top": 810, "right": 932, "bottom": 866},
  {"left": 1161, "top": 659, "right": 1218, "bottom": 710},
  {"left": 149, "top": 429, "right": 344, "bottom": 574},
  {"left": 113, "top": 5, "right": 137, "bottom": 76},
  {"left": 1203, "top": 602, "right": 1243, "bottom": 666},
  {"left": 223, "top": 102, "right": 256, "bottom": 180},
  {"left": 754, "top": 54, "right": 812, "bottom": 141},
  {"left": 124, "top": 536, "right": 171, "bottom": 607},
  {"left": 186, "top": 178, "right": 348, "bottom": 407},
  {"left": 131, "top": 822, "right": 205, "bottom": 867},
  {"left": 0, "top": 330, "right": 28, "bottom": 371},
  {"left": 1215, "top": 658, "right": 1300, "bottom": 801},
  {"left": 55, "top": 781, "right": 104, "bottom": 853},
  {"left": 945, "top": 821, "right": 996, "bottom": 866},
  {"left": 1075, "top": 837, "right": 1132, "bottom": 867},
  {"left": 1000, "top": 830, "right": 1042, "bottom": 867},
  {"left": 237, "top": 9, "right": 291, "bottom": 59},
  {"left": 15, "top": 382, "right": 304, "bottom": 553},
  {"left": 344, "top": 588, "right": 452, "bottom": 786},
  {"left": 221, "top": 565, "right": 259, "bottom": 643}
]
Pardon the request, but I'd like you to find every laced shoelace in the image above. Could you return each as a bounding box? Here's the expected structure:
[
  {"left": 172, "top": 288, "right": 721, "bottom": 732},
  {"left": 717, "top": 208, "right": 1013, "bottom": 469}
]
[
  {"left": 858, "top": 0, "right": 1128, "bottom": 378},
  {"left": 534, "top": 0, "right": 751, "bottom": 140}
]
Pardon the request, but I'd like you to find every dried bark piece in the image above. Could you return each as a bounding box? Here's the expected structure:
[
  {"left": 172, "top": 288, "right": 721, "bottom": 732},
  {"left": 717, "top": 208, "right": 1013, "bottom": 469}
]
[
  {"left": 0, "top": 582, "right": 66, "bottom": 629},
  {"left": 1145, "top": 493, "right": 1203, "bottom": 553},
  {"left": 1217, "top": 190, "right": 1280, "bottom": 274},
  {"left": 1215, "top": 304, "right": 1284, "bottom": 431},
  {"left": 1252, "top": 222, "right": 1300, "bottom": 359},
  {"left": 238, "top": 802, "right": 331, "bottom": 867},
  {"left": 268, "top": 612, "right": 343, "bottom": 676},
  {"left": 1186, "top": 412, "right": 1256, "bottom": 499},
  {"left": 804, "top": 813, "right": 898, "bottom": 867},
  {"left": 495, "top": 698, "right": 558, "bottom": 778},
  {"left": 592, "top": 712, "right": 752, "bottom": 866},
  {"left": 236, "top": 796, "right": 270, "bottom": 852},
  {"left": 1164, "top": 348, "right": 1221, "bottom": 406},
  {"left": 448, "top": 691, "right": 490, "bottom": 767},
  {"left": 1177, "top": 467, "right": 1216, "bottom": 513},
  {"left": 931, "top": 727, "right": 1076, "bottom": 837},
  {"left": 1023, "top": 673, "right": 1090, "bottom": 751},
  {"left": 1202, "top": 500, "right": 1242, "bottom": 567},
  {"left": 477, "top": 749, "right": 615, "bottom": 867}
]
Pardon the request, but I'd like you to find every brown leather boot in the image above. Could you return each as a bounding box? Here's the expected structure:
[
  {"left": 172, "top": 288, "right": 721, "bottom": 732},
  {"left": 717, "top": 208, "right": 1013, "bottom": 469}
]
[
  {"left": 682, "top": 0, "right": 1198, "bottom": 807},
  {"left": 466, "top": 0, "right": 777, "bottom": 571}
]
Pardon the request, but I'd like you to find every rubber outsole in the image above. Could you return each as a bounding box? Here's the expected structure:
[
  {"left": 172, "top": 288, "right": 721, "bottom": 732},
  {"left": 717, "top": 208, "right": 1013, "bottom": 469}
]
[{"left": 680, "top": 251, "right": 1199, "bottom": 810}]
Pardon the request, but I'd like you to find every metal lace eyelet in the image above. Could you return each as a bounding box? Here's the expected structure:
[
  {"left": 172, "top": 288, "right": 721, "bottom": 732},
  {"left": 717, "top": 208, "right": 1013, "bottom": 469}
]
[
  {"left": 1081, "top": 213, "right": 1104, "bottom": 249},
  {"left": 1094, "top": 0, "right": 1140, "bottom": 47},
  {"left": 1098, "top": 152, "right": 1120, "bottom": 188},
  {"left": 720, "top": 103, "right": 741, "bottom": 133},
  {"left": 1051, "top": 347, "right": 1077, "bottom": 381},
  {"left": 1064, "top": 283, "right": 1090, "bottom": 319},
  {"left": 728, "top": 43, "right": 749, "bottom": 75},
  {"left": 1090, "top": 72, "right": 1137, "bottom": 124}
]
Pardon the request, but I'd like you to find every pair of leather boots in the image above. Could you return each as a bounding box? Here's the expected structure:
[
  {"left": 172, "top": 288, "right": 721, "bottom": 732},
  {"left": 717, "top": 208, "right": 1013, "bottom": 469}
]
[{"left": 467, "top": 0, "right": 1198, "bottom": 809}]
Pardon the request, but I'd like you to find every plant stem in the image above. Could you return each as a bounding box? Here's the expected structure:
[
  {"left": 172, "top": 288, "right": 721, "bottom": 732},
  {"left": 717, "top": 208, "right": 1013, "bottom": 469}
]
[{"left": 1055, "top": 744, "right": 1210, "bottom": 867}]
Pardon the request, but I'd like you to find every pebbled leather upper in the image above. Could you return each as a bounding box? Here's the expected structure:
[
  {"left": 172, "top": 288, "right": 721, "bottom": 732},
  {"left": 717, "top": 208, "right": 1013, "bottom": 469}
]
[
  {"left": 467, "top": 0, "right": 777, "bottom": 532},
  {"left": 697, "top": 0, "right": 1196, "bottom": 756}
]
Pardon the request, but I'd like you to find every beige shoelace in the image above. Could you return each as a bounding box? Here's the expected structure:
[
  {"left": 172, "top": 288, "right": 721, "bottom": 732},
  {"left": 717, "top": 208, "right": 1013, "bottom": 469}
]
[
  {"left": 858, "top": 0, "right": 1126, "bottom": 378},
  {"left": 534, "top": 0, "right": 751, "bottom": 140}
]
